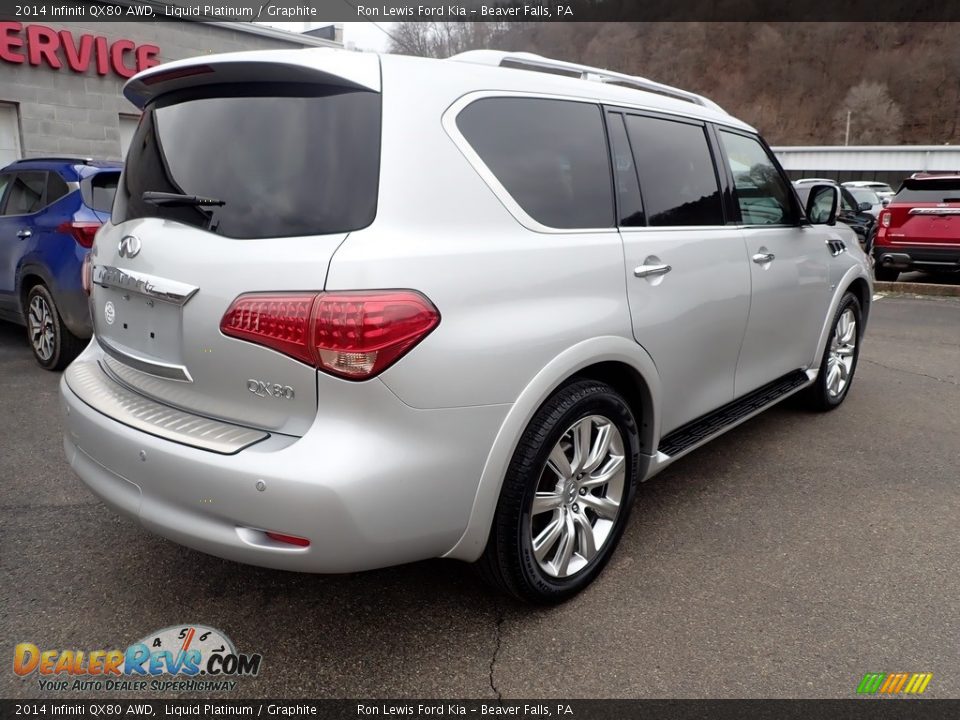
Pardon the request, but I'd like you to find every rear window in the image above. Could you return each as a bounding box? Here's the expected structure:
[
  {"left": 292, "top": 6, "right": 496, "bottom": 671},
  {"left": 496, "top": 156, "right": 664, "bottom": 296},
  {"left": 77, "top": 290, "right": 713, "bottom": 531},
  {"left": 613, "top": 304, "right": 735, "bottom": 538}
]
[
  {"left": 114, "top": 83, "right": 381, "bottom": 238},
  {"left": 894, "top": 178, "right": 960, "bottom": 203}
]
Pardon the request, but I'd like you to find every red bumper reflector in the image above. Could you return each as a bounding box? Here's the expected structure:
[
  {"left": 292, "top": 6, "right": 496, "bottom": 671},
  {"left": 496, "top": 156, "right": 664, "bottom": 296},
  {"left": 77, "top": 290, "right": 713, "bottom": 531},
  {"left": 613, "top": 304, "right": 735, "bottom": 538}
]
[{"left": 265, "top": 531, "right": 310, "bottom": 548}]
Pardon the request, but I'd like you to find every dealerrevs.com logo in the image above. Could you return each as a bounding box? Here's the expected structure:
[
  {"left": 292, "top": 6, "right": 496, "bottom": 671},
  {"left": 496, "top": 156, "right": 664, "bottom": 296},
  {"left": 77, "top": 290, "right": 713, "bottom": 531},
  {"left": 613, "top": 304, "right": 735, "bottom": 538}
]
[{"left": 13, "top": 625, "right": 262, "bottom": 692}]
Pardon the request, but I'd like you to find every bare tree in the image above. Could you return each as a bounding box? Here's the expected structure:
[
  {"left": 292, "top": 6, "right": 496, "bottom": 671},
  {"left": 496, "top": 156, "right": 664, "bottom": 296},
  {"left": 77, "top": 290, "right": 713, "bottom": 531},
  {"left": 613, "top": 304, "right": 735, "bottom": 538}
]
[
  {"left": 388, "top": 22, "right": 511, "bottom": 58},
  {"left": 833, "top": 81, "right": 904, "bottom": 145}
]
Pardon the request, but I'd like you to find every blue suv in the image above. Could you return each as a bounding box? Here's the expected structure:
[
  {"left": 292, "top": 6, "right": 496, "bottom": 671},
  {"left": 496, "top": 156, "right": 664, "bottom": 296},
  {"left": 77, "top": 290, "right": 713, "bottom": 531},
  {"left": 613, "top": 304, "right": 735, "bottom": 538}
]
[{"left": 0, "top": 157, "right": 121, "bottom": 369}]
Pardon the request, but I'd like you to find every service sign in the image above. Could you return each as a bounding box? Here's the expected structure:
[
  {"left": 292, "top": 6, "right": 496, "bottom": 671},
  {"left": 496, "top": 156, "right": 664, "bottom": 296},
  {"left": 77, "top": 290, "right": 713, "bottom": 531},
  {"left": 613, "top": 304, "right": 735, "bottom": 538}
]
[{"left": 0, "top": 21, "right": 160, "bottom": 78}]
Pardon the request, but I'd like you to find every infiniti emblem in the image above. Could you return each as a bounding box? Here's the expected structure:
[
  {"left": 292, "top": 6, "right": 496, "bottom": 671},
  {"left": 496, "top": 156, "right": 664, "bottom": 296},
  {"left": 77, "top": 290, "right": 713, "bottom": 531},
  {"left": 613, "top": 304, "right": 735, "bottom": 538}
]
[{"left": 118, "top": 235, "right": 141, "bottom": 258}]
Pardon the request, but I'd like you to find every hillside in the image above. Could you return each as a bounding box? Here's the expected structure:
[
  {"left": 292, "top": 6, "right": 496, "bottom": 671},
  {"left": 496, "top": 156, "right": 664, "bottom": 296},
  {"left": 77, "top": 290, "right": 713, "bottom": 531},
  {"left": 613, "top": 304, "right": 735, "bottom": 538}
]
[{"left": 390, "top": 22, "right": 960, "bottom": 145}]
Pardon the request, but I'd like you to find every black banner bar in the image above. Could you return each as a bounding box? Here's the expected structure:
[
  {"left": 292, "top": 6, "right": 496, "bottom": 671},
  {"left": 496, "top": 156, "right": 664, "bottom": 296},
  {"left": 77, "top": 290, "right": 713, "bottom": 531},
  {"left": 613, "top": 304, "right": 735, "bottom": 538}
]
[
  {"left": 1, "top": 0, "right": 960, "bottom": 23},
  {"left": 3, "top": 700, "right": 960, "bottom": 720}
]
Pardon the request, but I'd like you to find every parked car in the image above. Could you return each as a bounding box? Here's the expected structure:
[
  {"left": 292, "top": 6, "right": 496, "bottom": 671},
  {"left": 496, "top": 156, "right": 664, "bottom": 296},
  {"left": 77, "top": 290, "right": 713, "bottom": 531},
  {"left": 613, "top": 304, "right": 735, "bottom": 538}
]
[
  {"left": 60, "top": 49, "right": 872, "bottom": 603},
  {"left": 844, "top": 187, "right": 883, "bottom": 218},
  {"left": 793, "top": 181, "right": 877, "bottom": 251},
  {"left": 873, "top": 173, "right": 960, "bottom": 281},
  {"left": 843, "top": 180, "right": 895, "bottom": 202},
  {"left": 0, "top": 157, "right": 121, "bottom": 369}
]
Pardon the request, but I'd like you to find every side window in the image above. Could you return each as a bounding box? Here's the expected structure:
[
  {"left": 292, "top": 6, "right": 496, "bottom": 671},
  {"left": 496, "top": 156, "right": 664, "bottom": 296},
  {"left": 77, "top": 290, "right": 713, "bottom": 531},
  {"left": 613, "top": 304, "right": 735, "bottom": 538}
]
[
  {"left": 0, "top": 173, "right": 11, "bottom": 214},
  {"left": 718, "top": 130, "right": 794, "bottom": 225},
  {"left": 4, "top": 171, "right": 46, "bottom": 215},
  {"left": 456, "top": 97, "right": 614, "bottom": 229},
  {"left": 625, "top": 115, "right": 723, "bottom": 226},
  {"left": 840, "top": 188, "right": 857, "bottom": 213},
  {"left": 46, "top": 172, "right": 70, "bottom": 206},
  {"left": 606, "top": 113, "right": 645, "bottom": 227}
]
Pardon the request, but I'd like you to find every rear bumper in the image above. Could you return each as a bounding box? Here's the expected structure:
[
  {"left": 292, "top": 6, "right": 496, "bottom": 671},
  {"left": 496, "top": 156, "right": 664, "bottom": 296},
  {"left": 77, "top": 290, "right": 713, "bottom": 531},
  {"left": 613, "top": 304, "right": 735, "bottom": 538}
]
[
  {"left": 60, "top": 344, "right": 510, "bottom": 573},
  {"left": 874, "top": 244, "right": 960, "bottom": 271}
]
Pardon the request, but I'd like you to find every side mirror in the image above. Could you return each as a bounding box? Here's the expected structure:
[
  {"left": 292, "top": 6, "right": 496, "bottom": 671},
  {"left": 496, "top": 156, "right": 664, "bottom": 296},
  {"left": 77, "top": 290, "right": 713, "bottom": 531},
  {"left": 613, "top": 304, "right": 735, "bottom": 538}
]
[
  {"left": 805, "top": 184, "right": 839, "bottom": 225},
  {"left": 858, "top": 201, "right": 873, "bottom": 212},
  {"left": 881, "top": 197, "right": 891, "bottom": 208}
]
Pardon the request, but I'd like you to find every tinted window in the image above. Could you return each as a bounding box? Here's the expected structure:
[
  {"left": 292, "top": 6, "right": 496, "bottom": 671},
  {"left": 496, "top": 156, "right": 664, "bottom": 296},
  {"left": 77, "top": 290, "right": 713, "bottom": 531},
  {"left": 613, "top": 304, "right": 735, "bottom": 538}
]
[
  {"left": 457, "top": 98, "right": 613, "bottom": 229},
  {"left": 0, "top": 173, "right": 11, "bottom": 212},
  {"left": 4, "top": 172, "right": 45, "bottom": 215},
  {"left": 84, "top": 171, "right": 120, "bottom": 213},
  {"left": 46, "top": 172, "right": 70, "bottom": 205},
  {"left": 625, "top": 115, "right": 723, "bottom": 226},
  {"left": 840, "top": 188, "right": 858, "bottom": 213},
  {"left": 718, "top": 130, "right": 794, "bottom": 225},
  {"left": 607, "top": 113, "right": 644, "bottom": 227},
  {"left": 894, "top": 178, "right": 960, "bottom": 203},
  {"left": 114, "top": 84, "right": 381, "bottom": 238}
]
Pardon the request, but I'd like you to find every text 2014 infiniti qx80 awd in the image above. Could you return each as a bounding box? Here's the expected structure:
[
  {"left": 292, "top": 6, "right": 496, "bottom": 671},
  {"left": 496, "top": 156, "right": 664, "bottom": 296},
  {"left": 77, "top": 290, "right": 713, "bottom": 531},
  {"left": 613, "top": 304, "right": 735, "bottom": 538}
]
[{"left": 61, "top": 49, "right": 872, "bottom": 603}]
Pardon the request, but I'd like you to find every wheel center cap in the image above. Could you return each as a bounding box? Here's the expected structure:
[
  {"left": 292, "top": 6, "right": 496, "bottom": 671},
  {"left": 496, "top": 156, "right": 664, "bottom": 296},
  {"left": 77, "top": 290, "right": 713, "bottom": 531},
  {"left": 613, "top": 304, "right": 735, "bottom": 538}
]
[{"left": 564, "top": 482, "right": 579, "bottom": 505}]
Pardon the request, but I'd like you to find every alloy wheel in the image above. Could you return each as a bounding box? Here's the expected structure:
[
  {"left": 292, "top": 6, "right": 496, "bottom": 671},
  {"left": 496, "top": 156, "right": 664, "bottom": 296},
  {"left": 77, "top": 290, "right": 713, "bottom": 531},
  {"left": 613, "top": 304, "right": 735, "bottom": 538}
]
[
  {"left": 826, "top": 308, "right": 857, "bottom": 398},
  {"left": 529, "top": 415, "right": 626, "bottom": 578},
  {"left": 28, "top": 294, "right": 56, "bottom": 362}
]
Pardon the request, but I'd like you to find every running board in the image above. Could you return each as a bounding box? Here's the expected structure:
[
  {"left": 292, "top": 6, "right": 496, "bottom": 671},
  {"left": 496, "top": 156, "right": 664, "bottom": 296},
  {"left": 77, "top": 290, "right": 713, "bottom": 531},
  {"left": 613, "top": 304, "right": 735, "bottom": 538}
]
[{"left": 657, "top": 370, "right": 811, "bottom": 459}]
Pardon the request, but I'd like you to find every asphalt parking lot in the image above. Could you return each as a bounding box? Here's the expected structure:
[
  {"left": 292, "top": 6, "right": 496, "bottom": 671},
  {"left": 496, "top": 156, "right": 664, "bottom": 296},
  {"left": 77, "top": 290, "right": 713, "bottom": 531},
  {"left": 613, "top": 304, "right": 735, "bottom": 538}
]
[{"left": 1, "top": 294, "right": 958, "bottom": 700}]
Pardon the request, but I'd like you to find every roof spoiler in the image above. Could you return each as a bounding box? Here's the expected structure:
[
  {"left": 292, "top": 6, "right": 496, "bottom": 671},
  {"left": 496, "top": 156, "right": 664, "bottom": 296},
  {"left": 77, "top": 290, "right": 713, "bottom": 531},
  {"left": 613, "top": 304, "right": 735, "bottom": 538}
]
[{"left": 124, "top": 48, "right": 380, "bottom": 108}]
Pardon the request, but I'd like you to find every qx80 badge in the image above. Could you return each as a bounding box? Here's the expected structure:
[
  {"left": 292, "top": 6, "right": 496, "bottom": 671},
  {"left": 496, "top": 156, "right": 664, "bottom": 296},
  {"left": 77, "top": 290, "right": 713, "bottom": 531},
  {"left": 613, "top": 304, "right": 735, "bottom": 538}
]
[{"left": 247, "top": 379, "right": 295, "bottom": 400}]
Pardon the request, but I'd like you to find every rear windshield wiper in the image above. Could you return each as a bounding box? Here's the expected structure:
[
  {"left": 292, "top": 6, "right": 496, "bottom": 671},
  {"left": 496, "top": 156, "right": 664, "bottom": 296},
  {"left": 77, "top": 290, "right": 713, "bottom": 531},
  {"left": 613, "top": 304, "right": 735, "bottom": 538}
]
[{"left": 142, "top": 191, "right": 225, "bottom": 207}]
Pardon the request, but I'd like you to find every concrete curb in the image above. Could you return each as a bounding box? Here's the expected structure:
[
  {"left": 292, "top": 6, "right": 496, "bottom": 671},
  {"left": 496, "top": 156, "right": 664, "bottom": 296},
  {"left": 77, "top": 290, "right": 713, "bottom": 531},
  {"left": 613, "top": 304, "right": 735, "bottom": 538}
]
[{"left": 874, "top": 281, "right": 960, "bottom": 297}]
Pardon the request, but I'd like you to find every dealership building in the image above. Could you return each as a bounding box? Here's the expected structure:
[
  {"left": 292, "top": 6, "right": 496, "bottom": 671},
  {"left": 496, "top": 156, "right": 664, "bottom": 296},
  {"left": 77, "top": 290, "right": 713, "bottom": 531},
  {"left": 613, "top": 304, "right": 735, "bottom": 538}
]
[{"left": 0, "top": 19, "right": 341, "bottom": 166}]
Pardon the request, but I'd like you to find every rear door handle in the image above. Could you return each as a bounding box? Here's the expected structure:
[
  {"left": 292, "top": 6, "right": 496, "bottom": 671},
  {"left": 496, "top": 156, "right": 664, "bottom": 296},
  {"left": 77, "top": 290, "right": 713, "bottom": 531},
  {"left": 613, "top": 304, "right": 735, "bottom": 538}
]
[
  {"left": 751, "top": 252, "right": 775, "bottom": 264},
  {"left": 634, "top": 263, "right": 672, "bottom": 278},
  {"left": 17, "top": 229, "right": 32, "bottom": 239}
]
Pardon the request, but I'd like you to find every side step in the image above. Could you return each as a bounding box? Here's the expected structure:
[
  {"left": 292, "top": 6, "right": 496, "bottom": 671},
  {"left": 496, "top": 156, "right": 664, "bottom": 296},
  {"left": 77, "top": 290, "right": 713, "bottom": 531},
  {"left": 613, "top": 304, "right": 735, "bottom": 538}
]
[{"left": 657, "top": 370, "right": 810, "bottom": 457}]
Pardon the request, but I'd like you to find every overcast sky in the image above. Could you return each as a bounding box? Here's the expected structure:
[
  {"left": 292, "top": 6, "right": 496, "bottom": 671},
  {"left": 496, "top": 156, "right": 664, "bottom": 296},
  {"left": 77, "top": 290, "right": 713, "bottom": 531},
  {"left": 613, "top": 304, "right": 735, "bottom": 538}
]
[{"left": 258, "top": 21, "right": 395, "bottom": 51}]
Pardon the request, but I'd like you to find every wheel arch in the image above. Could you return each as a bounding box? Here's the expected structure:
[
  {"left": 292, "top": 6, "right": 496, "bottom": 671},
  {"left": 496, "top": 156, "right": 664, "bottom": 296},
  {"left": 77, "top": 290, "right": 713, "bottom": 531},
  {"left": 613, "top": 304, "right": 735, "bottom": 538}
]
[
  {"left": 813, "top": 267, "right": 873, "bottom": 367},
  {"left": 442, "top": 335, "right": 661, "bottom": 562}
]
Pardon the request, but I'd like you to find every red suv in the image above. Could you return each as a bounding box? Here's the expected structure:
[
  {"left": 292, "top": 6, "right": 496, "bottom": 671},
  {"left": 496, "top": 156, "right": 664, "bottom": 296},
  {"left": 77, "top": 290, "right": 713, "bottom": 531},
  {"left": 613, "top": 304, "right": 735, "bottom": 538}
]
[{"left": 874, "top": 173, "right": 960, "bottom": 281}]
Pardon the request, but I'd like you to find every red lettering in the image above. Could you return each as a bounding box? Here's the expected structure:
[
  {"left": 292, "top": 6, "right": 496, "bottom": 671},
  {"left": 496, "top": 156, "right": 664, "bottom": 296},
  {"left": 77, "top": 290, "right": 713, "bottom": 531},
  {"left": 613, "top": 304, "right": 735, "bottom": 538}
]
[
  {"left": 109, "top": 39, "right": 136, "bottom": 78},
  {"left": 94, "top": 36, "right": 109, "bottom": 75},
  {"left": 135, "top": 44, "right": 160, "bottom": 72},
  {"left": 0, "top": 22, "right": 25, "bottom": 64},
  {"left": 59, "top": 31, "right": 95, "bottom": 73},
  {"left": 0, "top": 25, "right": 160, "bottom": 79},
  {"left": 25, "top": 24, "right": 61, "bottom": 69}
]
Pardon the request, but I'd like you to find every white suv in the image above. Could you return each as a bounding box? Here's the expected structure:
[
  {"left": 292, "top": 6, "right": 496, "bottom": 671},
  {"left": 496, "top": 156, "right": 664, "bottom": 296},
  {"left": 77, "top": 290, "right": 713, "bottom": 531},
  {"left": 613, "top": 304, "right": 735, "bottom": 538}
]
[{"left": 60, "top": 49, "right": 872, "bottom": 603}]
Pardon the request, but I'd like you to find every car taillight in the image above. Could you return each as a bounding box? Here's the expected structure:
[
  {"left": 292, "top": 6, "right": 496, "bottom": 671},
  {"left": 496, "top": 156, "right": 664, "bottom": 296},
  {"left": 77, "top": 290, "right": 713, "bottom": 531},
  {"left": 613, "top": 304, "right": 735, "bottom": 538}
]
[
  {"left": 81, "top": 253, "right": 92, "bottom": 296},
  {"left": 57, "top": 221, "right": 101, "bottom": 249},
  {"left": 880, "top": 211, "right": 891, "bottom": 227},
  {"left": 220, "top": 290, "right": 440, "bottom": 380}
]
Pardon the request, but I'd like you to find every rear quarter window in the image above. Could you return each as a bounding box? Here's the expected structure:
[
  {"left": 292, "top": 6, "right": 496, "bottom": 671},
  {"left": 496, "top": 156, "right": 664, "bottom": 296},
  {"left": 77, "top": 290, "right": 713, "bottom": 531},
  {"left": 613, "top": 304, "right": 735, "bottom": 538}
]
[
  {"left": 456, "top": 97, "right": 614, "bottom": 229},
  {"left": 82, "top": 172, "right": 120, "bottom": 214}
]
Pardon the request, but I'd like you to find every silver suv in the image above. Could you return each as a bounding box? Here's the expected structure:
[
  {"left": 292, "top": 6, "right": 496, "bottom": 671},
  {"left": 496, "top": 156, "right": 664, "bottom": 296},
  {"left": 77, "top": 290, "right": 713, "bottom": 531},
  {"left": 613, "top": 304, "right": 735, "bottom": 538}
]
[{"left": 60, "top": 49, "right": 872, "bottom": 603}]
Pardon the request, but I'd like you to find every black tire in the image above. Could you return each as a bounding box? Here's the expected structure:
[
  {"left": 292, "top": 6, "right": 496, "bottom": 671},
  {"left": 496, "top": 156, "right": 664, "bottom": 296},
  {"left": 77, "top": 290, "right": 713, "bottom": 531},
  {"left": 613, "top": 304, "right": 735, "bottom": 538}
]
[
  {"left": 478, "top": 380, "right": 640, "bottom": 604},
  {"left": 802, "top": 292, "right": 862, "bottom": 411},
  {"left": 874, "top": 265, "right": 899, "bottom": 282},
  {"left": 24, "top": 284, "right": 85, "bottom": 371}
]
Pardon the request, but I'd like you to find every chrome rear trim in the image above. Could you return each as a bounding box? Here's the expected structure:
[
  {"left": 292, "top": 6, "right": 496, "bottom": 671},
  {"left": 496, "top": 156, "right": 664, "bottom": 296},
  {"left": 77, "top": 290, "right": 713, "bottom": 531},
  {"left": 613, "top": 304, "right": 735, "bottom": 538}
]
[
  {"left": 64, "top": 359, "right": 269, "bottom": 455},
  {"left": 98, "top": 336, "right": 193, "bottom": 383},
  {"left": 92, "top": 265, "right": 200, "bottom": 306}
]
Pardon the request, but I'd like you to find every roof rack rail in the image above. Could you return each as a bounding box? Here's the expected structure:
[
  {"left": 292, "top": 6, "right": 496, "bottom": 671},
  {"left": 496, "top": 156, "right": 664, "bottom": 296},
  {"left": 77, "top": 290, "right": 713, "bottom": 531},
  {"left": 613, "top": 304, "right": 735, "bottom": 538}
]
[
  {"left": 12, "top": 156, "right": 94, "bottom": 164},
  {"left": 449, "top": 50, "right": 726, "bottom": 114}
]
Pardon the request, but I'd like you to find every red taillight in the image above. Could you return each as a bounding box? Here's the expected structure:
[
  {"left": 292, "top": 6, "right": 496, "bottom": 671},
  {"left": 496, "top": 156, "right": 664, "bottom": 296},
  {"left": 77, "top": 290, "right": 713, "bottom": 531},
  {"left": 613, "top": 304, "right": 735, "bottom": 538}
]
[
  {"left": 265, "top": 531, "right": 310, "bottom": 548},
  {"left": 220, "top": 290, "right": 440, "bottom": 380},
  {"left": 57, "top": 221, "right": 101, "bottom": 249},
  {"left": 880, "top": 210, "right": 892, "bottom": 227},
  {"left": 81, "top": 253, "right": 92, "bottom": 296}
]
